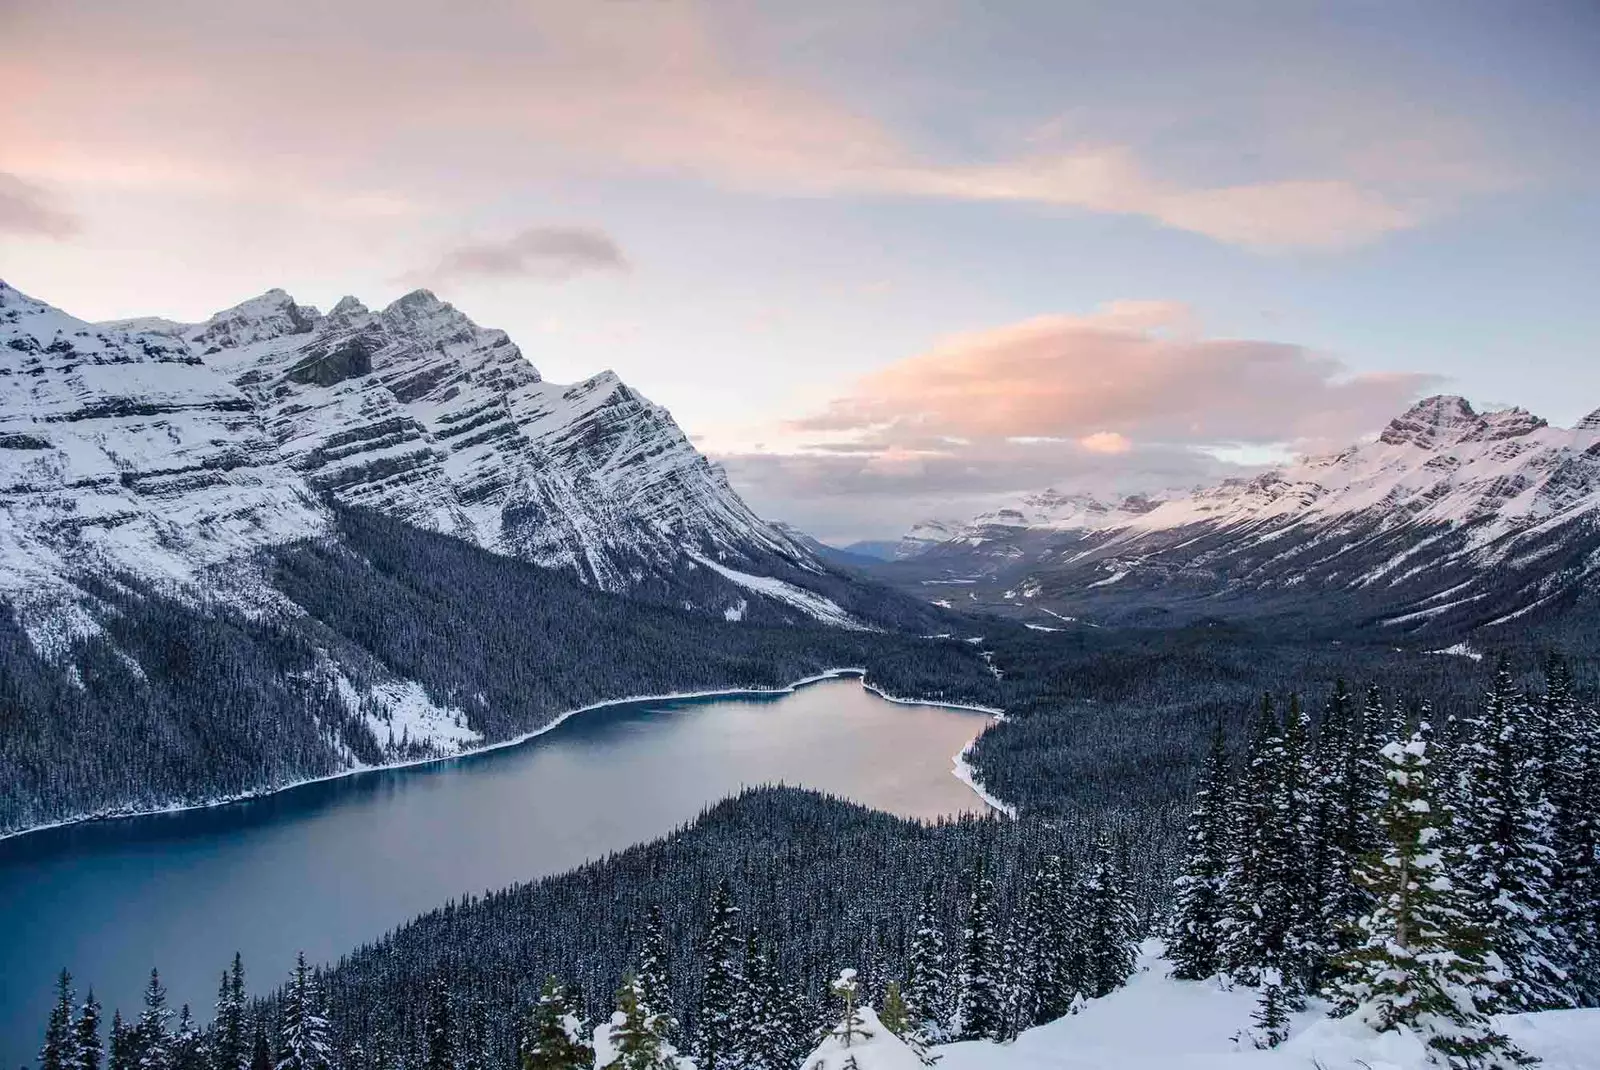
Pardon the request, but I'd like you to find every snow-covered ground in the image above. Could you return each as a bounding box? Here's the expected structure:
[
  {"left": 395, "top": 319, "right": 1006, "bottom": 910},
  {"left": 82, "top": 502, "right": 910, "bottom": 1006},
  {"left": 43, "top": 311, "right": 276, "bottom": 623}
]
[{"left": 936, "top": 943, "right": 1600, "bottom": 1070}]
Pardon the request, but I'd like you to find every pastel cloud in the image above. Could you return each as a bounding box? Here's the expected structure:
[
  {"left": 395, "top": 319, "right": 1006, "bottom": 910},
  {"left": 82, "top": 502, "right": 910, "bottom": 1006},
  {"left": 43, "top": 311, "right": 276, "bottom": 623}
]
[
  {"left": 0, "top": 173, "right": 78, "bottom": 239},
  {"left": 412, "top": 227, "right": 629, "bottom": 285},
  {"left": 0, "top": 1, "right": 1439, "bottom": 251},
  {"left": 720, "top": 303, "right": 1441, "bottom": 540},
  {"left": 793, "top": 302, "right": 1440, "bottom": 448}
]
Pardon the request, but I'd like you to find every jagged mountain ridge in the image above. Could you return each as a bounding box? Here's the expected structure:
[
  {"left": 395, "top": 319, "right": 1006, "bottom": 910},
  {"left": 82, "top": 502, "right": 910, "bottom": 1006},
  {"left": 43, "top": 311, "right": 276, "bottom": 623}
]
[
  {"left": 884, "top": 396, "right": 1600, "bottom": 635},
  {"left": 121, "top": 285, "right": 812, "bottom": 589}
]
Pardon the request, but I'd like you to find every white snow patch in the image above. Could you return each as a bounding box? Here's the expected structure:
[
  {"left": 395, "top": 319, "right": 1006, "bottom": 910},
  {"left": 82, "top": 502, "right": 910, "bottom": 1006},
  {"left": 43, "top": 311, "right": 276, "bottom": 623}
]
[
  {"left": 689, "top": 554, "right": 868, "bottom": 629},
  {"left": 1427, "top": 642, "right": 1484, "bottom": 661}
]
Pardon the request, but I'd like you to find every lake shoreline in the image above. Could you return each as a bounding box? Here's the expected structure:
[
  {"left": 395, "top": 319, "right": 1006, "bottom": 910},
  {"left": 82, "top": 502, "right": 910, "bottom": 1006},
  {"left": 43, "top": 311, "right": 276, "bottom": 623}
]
[{"left": 0, "top": 669, "right": 1008, "bottom": 846}]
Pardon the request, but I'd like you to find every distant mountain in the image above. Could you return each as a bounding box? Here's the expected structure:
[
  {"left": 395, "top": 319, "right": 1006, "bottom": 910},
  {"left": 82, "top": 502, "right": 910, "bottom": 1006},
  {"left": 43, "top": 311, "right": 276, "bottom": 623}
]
[
  {"left": 838, "top": 539, "right": 899, "bottom": 561},
  {"left": 882, "top": 396, "right": 1600, "bottom": 636}
]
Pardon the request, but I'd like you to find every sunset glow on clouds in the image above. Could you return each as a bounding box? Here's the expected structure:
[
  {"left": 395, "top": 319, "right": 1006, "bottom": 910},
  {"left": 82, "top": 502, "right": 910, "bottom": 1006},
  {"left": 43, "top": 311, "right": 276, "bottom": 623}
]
[{"left": 2, "top": 0, "right": 1597, "bottom": 540}]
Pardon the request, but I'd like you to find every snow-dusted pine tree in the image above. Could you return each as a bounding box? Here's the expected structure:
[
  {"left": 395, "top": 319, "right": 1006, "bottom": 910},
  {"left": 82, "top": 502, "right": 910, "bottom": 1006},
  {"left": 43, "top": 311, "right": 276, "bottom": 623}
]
[
  {"left": 693, "top": 880, "right": 743, "bottom": 1070},
  {"left": 277, "top": 955, "right": 336, "bottom": 1070},
  {"left": 1333, "top": 723, "right": 1531, "bottom": 1069},
  {"left": 953, "top": 861, "right": 1003, "bottom": 1041},
  {"left": 172, "top": 1006, "right": 205, "bottom": 1070},
  {"left": 1219, "top": 695, "right": 1283, "bottom": 985},
  {"left": 1246, "top": 969, "right": 1290, "bottom": 1050},
  {"left": 904, "top": 883, "right": 951, "bottom": 1041},
  {"left": 634, "top": 906, "right": 674, "bottom": 1033},
  {"left": 1077, "top": 837, "right": 1138, "bottom": 1000},
  {"left": 137, "top": 970, "right": 174, "bottom": 1070},
  {"left": 1168, "top": 722, "right": 1232, "bottom": 981},
  {"left": 603, "top": 974, "right": 680, "bottom": 1070},
  {"left": 1454, "top": 659, "right": 1572, "bottom": 1011},
  {"left": 214, "top": 956, "right": 248, "bottom": 1070},
  {"left": 75, "top": 991, "right": 103, "bottom": 1070},
  {"left": 520, "top": 976, "right": 592, "bottom": 1070},
  {"left": 40, "top": 970, "right": 76, "bottom": 1070},
  {"left": 109, "top": 1012, "right": 136, "bottom": 1070}
]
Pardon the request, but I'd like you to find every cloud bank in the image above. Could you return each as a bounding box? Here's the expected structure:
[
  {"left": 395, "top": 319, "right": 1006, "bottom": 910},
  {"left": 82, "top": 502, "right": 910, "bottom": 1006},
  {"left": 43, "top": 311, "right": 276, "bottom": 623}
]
[{"left": 722, "top": 302, "right": 1441, "bottom": 541}]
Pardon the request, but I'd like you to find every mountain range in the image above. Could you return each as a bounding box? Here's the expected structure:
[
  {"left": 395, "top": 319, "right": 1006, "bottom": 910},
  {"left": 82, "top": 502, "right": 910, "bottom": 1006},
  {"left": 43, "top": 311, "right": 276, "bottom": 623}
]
[{"left": 868, "top": 395, "right": 1600, "bottom": 636}]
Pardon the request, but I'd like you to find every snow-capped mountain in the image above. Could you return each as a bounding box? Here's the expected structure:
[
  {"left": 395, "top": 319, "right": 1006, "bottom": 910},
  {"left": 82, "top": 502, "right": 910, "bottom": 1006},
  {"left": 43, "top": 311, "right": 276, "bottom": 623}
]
[
  {"left": 138, "top": 286, "right": 812, "bottom": 588},
  {"left": 1, "top": 278, "right": 915, "bottom": 653},
  {"left": 885, "top": 396, "right": 1600, "bottom": 634}
]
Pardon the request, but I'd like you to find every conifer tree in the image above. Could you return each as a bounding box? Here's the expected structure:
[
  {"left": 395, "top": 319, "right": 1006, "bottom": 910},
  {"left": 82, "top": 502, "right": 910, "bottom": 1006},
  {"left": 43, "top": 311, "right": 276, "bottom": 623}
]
[
  {"left": 213, "top": 956, "right": 248, "bottom": 1070},
  {"left": 1031, "top": 854, "right": 1078, "bottom": 1021},
  {"left": 692, "top": 880, "right": 742, "bottom": 1070},
  {"left": 1078, "top": 838, "right": 1139, "bottom": 999},
  {"left": 1333, "top": 723, "right": 1531, "bottom": 1069},
  {"left": 423, "top": 976, "right": 455, "bottom": 1070},
  {"left": 1454, "top": 659, "right": 1572, "bottom": 1011},
  {"left": 953, "top": 861, "right": 1002, "bottom": 1041},
  {"left": 604, "top": 975, "right": 678, "bottom": 1070},
  {"left": 41, "top": 970, "right": 77, "bottom": 1070},
  {"left": 110, "top": 1013, "right": 137, "bottom": 1070},
  {"left": 75, "top": 991, "right": 103, "bottom": 1070},
  {"left": 1248, "top": 969, "right": 1290, "bottom": 1050},
  {"left": 172, "top": 1007, "right": 205, "bottom": 1070},
  {"left": 247, "top": 1026, "right": 271, "bottom": 1070},
  {"left": 520, "top": 977, "right": 592, "bottom": 1070},
  {"left": 634, "top": 906, "right": 674, "bottom": 1030},
  {"left": 904, "top": 884, "right": 951, "bottom": 1040},
  {"left": 1168, "top": 722, "right": 1232, "bottom": 980},
  {"left": 1219, "top": 694, "right": 1284, "bottom": 984},
  {"left": 137, "top": 970, "right": 174, "bottom": 1070},
  {"left": 277, "top": 955, "right": 335, "bottom": 1070}
]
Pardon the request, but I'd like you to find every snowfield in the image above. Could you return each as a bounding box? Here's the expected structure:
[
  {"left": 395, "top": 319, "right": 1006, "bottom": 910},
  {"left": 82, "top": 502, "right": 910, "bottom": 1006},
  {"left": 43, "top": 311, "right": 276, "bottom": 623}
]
[{"left": 935, "top": 944, "right": 1600, "bottom": 1070}]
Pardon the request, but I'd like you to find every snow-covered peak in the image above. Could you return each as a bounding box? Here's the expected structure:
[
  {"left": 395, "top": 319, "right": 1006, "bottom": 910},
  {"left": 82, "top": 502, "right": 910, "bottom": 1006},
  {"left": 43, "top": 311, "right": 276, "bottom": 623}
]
[
  {"left": 896, "top": 518, "right": 964, "bottom": 559},
  {"left": 1578, "top": 407, "right": 1600, "bottom": 432},
  {"left": 190, "top": 288, "right": 322, "bottom": 351}
]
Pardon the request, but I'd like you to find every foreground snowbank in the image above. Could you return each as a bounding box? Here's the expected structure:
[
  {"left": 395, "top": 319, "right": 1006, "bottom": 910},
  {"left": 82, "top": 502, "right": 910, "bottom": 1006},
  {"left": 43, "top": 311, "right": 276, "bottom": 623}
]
[{"left": 936, "top": 943, "right": 1599, "bottom": 1070}]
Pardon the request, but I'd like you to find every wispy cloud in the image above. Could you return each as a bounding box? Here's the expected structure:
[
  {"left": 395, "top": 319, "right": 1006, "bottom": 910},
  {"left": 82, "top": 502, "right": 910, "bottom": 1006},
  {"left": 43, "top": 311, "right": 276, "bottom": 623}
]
[
  {"left": 0, "top": 1, "right": 1487, "bottom": 252},
  {"left": 410, "top": 226, "right": 629, "bottom": 285},
  {"left": 0, "top": 173, "right": 79, "bottom": 238}
]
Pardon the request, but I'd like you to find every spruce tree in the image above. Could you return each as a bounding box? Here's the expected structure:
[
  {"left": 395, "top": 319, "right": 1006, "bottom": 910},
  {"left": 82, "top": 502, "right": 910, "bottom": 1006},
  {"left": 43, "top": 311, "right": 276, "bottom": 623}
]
[
  {"left": 109, "top": 1013, "right": 137, "bottom": 1070},
  {"left": 953, "top": 860, "right": 1002, "bottom": 1040},
  {"left": 904, "top": 883, "right": 951, "bottom": 1040},
  {"left": 1078, "top": 838, "right": 1139, "bottom": 999},
  {"left": 1168, "top": 722, "right": 1232, "bottom": 980},
  {"left": 277, "top": 955, "right": 335, "bottom": 1070},
  {"left": 423, "top": 976, "right": 455, "bottom": 1070},
  {"left": 172, "top": 1007, "right": 205, "bottom": 1070},
  {"left": 692, "top": 880, "right": 742, "bottom": 1070},
  {"left": 213, "top": 956, "right": 248, "bottom": 1070},
  {"left": 1219, "top": 694, "right": 1283, "bottom": 984},
  {"left": 521, "top": 977, "right": 592, "bottom": 1070},
  {"left": 137, "top": 970, "right": 174, "bottom": 1070},
  {"left": 247, "top": 1026, "right": 271, "bottom": 1070},
  {"left": 1455, "top": 659, "right": 1572, "bottom": 1011},
  {"left": 604, "top": 975, "right": 678, "bottom": 1070},
  {"left": 1333, "top": 723, "right": 1531, "bottom": 1069},
  {"left": 75, "top": 991, "right": 103, "bottom": 1070},
  {"left": 41, "top": 970, "right": 77, "bottom": 1070},
  {"left": 1248, "top": 969, "right": 1291, "bottom": 1050}
]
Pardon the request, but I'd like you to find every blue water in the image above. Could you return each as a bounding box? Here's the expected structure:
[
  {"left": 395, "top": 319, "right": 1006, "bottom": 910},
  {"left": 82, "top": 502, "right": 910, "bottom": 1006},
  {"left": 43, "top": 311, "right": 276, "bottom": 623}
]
[{"left": 0, "top": 676, "right": 991, "bottom": 1066}]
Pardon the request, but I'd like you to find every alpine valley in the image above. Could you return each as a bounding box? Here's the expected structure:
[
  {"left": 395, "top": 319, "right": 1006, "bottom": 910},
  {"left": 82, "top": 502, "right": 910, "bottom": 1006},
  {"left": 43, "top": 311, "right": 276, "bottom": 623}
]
[{"left": 0, "top": 279, "right": 982, "bottom": 836}]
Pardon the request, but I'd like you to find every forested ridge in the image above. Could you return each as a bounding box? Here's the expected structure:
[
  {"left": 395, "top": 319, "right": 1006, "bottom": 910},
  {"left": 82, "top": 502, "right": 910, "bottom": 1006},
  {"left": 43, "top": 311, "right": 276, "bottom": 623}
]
[
  {"left": 30, "top": 653, "right": 1600, "bottom": 1070},
  {"left": 0, "top": 508, "right": 1000, "bottom": 836}
]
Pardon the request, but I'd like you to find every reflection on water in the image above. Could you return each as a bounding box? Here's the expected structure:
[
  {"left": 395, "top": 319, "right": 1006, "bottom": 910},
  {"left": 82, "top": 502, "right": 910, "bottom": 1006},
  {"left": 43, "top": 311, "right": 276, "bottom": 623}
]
[{"left": 0, "top": 676, "right": 990, "bottom": 1066}]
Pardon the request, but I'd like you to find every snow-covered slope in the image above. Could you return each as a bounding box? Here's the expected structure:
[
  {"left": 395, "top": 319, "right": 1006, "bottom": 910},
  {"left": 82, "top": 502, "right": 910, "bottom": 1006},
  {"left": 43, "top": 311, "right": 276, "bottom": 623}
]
[
  {"left": 3, "top": 279, "right": 834, "bottom": 624},
  {"left": 885, "top": 397, "right": 1600, "bottom": 634},
  {"left": 935, "top": 943, "right": 1599, "bottom": 1070},
  {"left": 0, "top": 281, "right": 326, "bottom": 652},
  {"left": 178, "top": 287, "right": 811, "bottom": 588}
]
